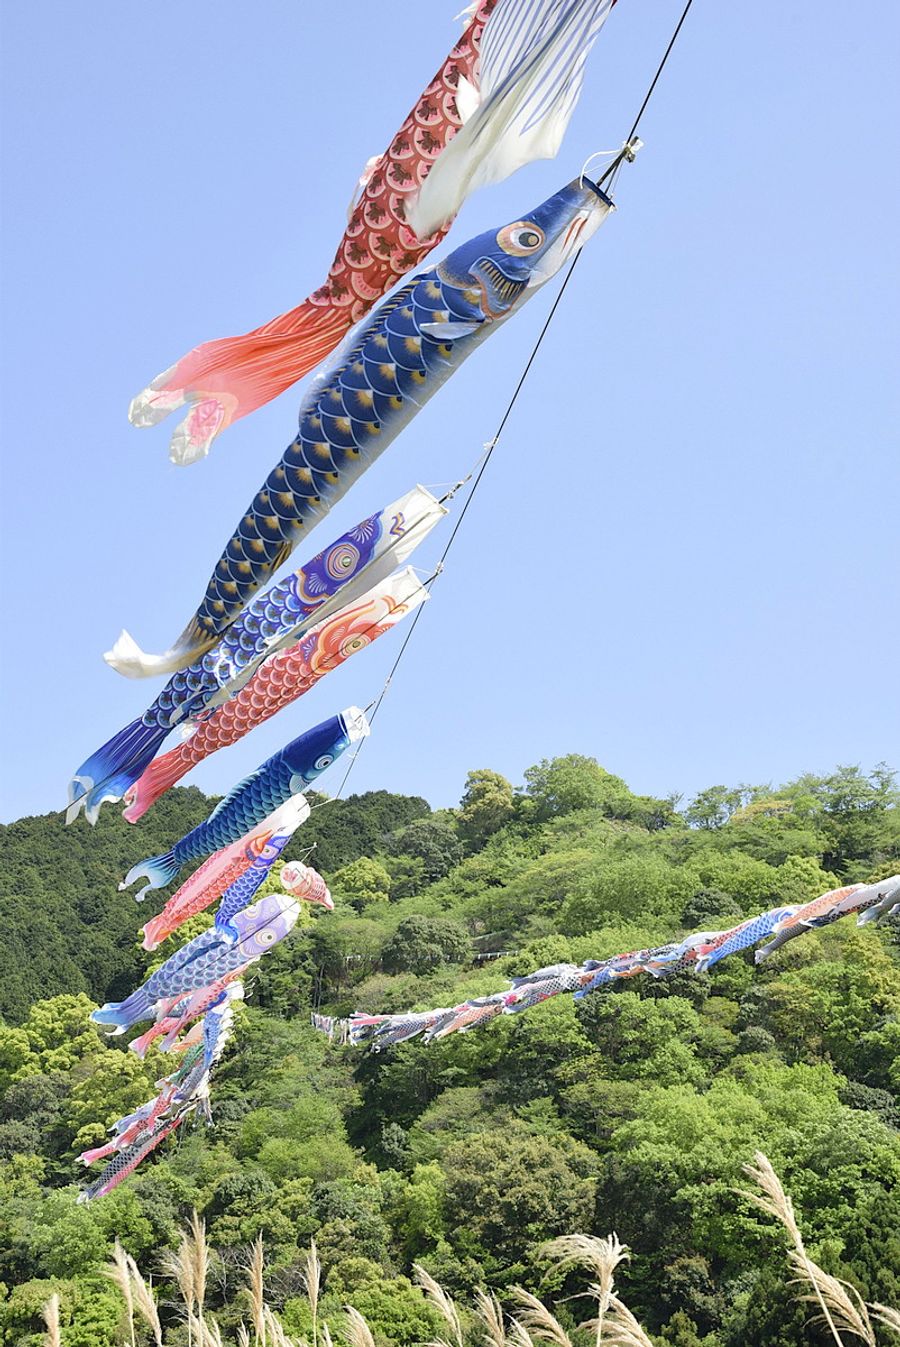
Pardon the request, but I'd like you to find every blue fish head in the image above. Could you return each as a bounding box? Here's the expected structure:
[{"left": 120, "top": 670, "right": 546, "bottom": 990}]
[
  {"left": 296, "top": 512, "right": 382, "bottom": 605},
  {"left": 437, "top": 177, "right": 614, "bottom": 318},
  {"left": 283, "top": 706, "right": 369, "bottom": 790}
]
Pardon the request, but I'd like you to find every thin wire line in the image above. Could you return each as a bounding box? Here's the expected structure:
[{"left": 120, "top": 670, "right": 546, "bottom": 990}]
[{"left": 326, "top": 0, "right": 696, "bottom": 804}]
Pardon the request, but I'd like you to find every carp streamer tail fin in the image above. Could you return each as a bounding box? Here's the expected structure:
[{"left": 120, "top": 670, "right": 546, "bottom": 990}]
[
  {"left": 66, "top": 717, "right": 172, "bottom": 824},
  {"left": 129, "top": 301, "right": 351, "bottom": 464},
  {"left": 119, "top": 849, "right": 180, "bottom": 902},
  {"left": 123, "top": 742, "right": 193, "bottom": 823},
  {"left": 104, "top": 616, "right": 216, "bottom": 679},
  {"left": 91, "top": 985, "right": 155, "bottom": 1032}
]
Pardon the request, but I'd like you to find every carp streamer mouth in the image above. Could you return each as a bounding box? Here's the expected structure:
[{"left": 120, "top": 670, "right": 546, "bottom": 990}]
[{"left": 581, "top": 177, "right": 616, "bottom": 209}]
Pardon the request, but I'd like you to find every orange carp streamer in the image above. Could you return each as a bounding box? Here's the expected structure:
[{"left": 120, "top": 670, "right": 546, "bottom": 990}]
[{"left": 129, "top": 3, "right": 495, "bottom": 465}]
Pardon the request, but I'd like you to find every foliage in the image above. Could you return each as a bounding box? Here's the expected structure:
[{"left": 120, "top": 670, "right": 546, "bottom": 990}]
[{"left": 0, "top": 757, "right": 897, "bottom": 1345}]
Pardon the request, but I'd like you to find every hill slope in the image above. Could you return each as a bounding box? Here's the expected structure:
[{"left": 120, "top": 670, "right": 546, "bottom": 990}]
[{"left": 0, "top": 756, "right": 898, "bottom": 1345}]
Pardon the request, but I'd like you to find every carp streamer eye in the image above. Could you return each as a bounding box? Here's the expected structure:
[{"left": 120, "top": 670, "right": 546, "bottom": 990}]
[{"left": 497, "top": 222, "right": 545, "bottom": 256}]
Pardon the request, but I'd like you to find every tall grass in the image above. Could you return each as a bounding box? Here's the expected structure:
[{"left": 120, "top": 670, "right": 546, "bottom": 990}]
[
  {"left": 741, "top": 1152, "right": 882, "bottom": 1346},
  {"left": 41, "top": 1293, "right": 61, "bottom": 1347},
  {"left": 69, "top": 1157, "right": 897, "bottom": 1347}
]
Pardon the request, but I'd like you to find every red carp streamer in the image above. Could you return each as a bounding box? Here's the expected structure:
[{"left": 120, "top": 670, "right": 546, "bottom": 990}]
[
  {"left": 129, "top": 2, "right": 495, "bottom": 465},
  {"left": 124, "top": 575, "right": 425, "bottom": 822}
]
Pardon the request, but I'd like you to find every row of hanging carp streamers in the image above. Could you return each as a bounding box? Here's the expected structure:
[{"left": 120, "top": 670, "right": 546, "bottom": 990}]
[
  {"left": 73, "top": 0, "right": 631, "bottom": 1200},
  {"left": 312, "top": 876, "right": 900, "bottom": 1050},
  {"left": 80, "top": 805, "right": 334, "bottom": 1199}
]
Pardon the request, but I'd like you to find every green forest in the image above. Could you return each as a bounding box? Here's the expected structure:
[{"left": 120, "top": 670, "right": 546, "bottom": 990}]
[{"left": 1, "top": 756, "right": 898, "bottom": 1347}]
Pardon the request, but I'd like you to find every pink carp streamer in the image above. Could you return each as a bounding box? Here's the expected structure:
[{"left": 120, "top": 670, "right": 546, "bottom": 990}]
[
  {"left": 280, "top": 861, "right": 332, "bottom": 909},
  {"left": 312, "top": 876, "right": 900, "bottom": 1050},
  {"left": 128, "top": 3, "right": 496, "bottom": 465},
  {"left": 124, "top": 572, "right": 426, "bottom": 822},
  {"left": 139, "top": 809, "right": 295, "bottom": 946}
]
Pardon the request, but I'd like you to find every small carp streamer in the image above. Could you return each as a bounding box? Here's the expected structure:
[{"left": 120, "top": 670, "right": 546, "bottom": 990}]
[
  {"left": 312, "top": 876, "right": 900, "bottom": 1049},
  {"left": 123, "top": 570, "right": 427, "bottom": 822},
  {"left": 119, "top": 707, "right": 368, "bottom": 898},
  {"left": 101, "top": 482, "right": 443, "bottom": 682},
  {"left": 280, "top": 860, "right": 332, "bottom": 909},
  {"left": 134, "top": 175, "right": 614, "bottom": 673},
  {"left": 128, "top": 2, "right": 498, "bottom": 466},
  {"left": 79, "top": 994, "right": 239, "bottom": 1200}
]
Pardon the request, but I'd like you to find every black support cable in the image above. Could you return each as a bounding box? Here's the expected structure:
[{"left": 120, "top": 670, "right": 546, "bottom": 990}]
[{"left": 327, "top": 0, "right": 697, "bottom": 803}]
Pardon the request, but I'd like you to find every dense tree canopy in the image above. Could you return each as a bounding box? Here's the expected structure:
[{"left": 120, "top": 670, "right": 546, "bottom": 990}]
[{"left": 0, "top": 757, "right": 897, "bottom": 1345}]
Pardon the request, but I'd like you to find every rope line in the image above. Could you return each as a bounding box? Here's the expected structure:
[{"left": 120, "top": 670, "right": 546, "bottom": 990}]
[{"left": 326, "top": 0, "right": 696, "bottom": 803}]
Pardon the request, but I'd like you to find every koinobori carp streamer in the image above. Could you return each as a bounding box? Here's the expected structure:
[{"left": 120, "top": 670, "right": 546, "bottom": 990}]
[
  {"left": 125, "top": 176, "right": 614, "bottom": 674},
  {"left": 127, "top": 0, "right": 618, "bottom": 465},
  {"left": 101, "top": 482, "right": 443, "bottom": 683},
  {"left": 128, "top": 2, "right": 498, "bottom": 466},
  {"left": 120, "top": 707, "right": 367, "bottom": 898},
  {"left": 92, "top": 894, "right": 301, "bottom": 1033},
  {"left": 122, "top": 570, "right": 427, "bottom": 822}
]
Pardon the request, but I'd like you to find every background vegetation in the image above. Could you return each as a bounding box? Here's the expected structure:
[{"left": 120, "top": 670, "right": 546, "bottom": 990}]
[{"left": 1, "top": 756, "right": 897, "bottom": 1346}]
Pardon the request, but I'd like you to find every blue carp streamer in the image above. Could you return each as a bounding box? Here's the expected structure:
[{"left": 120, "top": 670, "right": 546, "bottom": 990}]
[
  {"left": 123, "top": 176, "right": 614, "bottom": 674},
  {"left": 312, "top": 876, "right": 900, "bottom": 1050},
  {"left": 119, "top": 707, "right": 367, "bottom": 899}
]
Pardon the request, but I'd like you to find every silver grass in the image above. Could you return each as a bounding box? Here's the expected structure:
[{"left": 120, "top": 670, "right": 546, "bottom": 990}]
[
  {"left": 539, "top": 1234, "right": 630, "bottom": 1347},
  {"left": 245, "top": 1235, "right": 267, "bottom": 1347},
  {"left": 508, "top": 1319, "right": 537, "bottom": 1347},
  {"left": 870, "top": 1305, "right": 900, "bottom": 1336},
  {"left": 42, "top": 1293, "right": 61, "bottom": 1347},
  {"left": 414, "top": 1264, "right": 464, "bottom": 1347},
  {"left": 741, "top": 1151, "right": 875, "bottom": 1347},
  {"left": 343, "top": 1306, "right": 377, "bottom": 1347},
  {"left": 303, "top": 1240, "right": 322, "bottom": 1347},
  {"left": 125, "top": 1254, "right": 163, "bottom": 1347},
  {"left": 508, "top": 1288, "right": 573, "bottom": 1347},
  {"left": 103, "top": 1241, "right": 136, "bottom": 1347},
  {"left": 163, "top": 1231, "right": 198, "bottom": 1342},
  {"left": 474, "top": 1288, "right": 507, "bottom": 1347}
]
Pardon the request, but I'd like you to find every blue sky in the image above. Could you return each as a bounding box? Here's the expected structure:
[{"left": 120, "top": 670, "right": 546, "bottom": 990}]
[{"left": 1, "top": 0, "right": 898, "bottom": 829}]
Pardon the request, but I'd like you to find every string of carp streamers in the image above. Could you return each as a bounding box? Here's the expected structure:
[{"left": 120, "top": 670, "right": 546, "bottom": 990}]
[{"left": 312, "top": 877, "right": 900, "bottom": 1050}]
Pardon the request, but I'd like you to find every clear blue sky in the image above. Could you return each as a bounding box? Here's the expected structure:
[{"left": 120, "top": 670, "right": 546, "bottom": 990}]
[{"left": 1, "top": 0, "right": 898, "bottom": 828}]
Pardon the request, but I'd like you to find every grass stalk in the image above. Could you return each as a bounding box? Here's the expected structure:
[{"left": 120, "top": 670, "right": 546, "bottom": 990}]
[{"left": 42, "top": 1293, "right": 61, "bottom": 1347}]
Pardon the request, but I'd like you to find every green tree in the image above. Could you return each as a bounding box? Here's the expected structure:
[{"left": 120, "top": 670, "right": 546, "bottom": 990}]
[
  {"left": 458, "top": 769, "right": 516, "bottom": 852},
  {"left": 441, "top": 1128, "right": 598, "bottom": 1279},
  {"left": 382, "top": 916, "right": 471, "bottom": 974},
  {"left": 684, "top": 785, "right": 749, "bottom": 830},
  {"left": 523, "top": 755, "right": 639, "bottom": 821},
  {"left": 386, "top": 816, "right": 462, "bottom": 886},
  {"left": 331, "top": 856, "right": 392, "bottom": 911},
  {"left": 559, "top": 856, "right": 696, "bottom": 933}
]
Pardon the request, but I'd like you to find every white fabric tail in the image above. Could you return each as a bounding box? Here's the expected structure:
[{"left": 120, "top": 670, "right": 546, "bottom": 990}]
[{"left": 408, "top": 0, "right": 615, "bottom": 239}]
